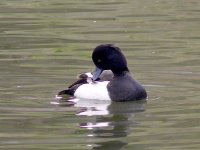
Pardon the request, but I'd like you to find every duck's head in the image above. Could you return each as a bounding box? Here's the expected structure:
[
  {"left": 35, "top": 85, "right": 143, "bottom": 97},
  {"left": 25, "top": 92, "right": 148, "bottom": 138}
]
[{"left": 92, "top": 44, "right": 129, "bottom": 80}]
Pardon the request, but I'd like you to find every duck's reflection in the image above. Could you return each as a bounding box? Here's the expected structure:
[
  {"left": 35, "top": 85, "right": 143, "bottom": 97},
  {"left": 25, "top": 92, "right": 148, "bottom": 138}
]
[
  {"left": 75, "top": 98, "right": 146, "bottom": 150},
  {"left": 74, "top": 99, "right": 111, "bottom": 116},
  {"left": 90, "top": 140, "right": 127, "bottom": 150},
  {"left": 55, "top": 97, "right": 146, "bottom": 150}
]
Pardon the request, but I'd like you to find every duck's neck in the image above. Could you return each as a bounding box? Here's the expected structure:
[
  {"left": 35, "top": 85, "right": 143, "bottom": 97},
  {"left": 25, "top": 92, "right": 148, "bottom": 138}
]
[{"left": 112, "top": 67, "right": 129, "bottom": 77}]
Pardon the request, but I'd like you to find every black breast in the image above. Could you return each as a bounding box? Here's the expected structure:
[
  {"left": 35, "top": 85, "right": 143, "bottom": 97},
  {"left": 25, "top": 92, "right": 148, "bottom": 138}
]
[{"left": 107, "top": 73, "right": 147, "bottom": 101}]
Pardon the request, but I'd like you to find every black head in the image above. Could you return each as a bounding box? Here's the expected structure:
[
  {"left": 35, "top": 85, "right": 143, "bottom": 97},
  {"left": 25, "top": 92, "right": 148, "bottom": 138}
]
[{"left": 92, "top": 44, "right": 129, "bottom": 80}]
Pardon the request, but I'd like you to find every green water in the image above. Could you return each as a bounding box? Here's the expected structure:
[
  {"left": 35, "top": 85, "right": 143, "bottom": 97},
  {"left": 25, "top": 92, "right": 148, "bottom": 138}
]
[{"left": 1, "top": 0, "right": 200, "bottom": 149}]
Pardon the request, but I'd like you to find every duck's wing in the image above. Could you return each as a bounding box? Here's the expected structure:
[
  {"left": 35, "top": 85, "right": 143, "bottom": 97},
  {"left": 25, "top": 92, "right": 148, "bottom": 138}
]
[
  {"left": 58, "top": 78, "right": 87, "bottom": 96},
  {"left": 68, "top": 78, "right": 87, "bottom": 88},
  {"left": 58, "top": 70, "right": 113, "bottom": 96},
  {"left": 78, "top": 70, "right": 113, "bottom": 81},
  {"left": 58, "top": 73, "right": 89, "bottom": 96},
  {"left": 58, "top": 82, "right": 82, "bottom": 96}
]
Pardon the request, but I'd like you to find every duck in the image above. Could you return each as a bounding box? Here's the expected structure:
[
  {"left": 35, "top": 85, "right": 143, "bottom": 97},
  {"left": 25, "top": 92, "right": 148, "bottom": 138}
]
[{"left": 58, "top": 44, "right": 147, "bottom": 101}]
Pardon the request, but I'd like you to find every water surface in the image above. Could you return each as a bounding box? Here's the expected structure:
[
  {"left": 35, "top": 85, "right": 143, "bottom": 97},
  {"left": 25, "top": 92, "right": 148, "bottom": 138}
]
[{"left": 1, "top": 0, "right": 200, "bottom": 149}]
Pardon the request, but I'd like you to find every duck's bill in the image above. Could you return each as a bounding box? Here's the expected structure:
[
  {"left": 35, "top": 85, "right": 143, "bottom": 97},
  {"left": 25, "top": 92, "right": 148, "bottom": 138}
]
[{"left": 92, "top": 67, "right": 103, "bottom": 81}]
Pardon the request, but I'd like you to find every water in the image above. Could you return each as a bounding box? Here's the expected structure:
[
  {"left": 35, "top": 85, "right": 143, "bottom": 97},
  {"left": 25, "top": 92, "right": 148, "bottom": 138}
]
[{"left": 0, "top": 0, "right": 200, "bottom": 149}]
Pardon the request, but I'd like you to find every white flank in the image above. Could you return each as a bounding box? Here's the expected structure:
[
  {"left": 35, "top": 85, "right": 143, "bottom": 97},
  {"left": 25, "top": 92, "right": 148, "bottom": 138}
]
[{"left": 74, "top": 81, "right": 111, "bottom": 100}]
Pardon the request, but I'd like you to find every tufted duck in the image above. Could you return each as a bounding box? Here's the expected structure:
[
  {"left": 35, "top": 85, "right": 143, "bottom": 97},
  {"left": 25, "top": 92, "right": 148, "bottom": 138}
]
[{"left": 58, "top": 44, "right": 147, "bottom": 101}]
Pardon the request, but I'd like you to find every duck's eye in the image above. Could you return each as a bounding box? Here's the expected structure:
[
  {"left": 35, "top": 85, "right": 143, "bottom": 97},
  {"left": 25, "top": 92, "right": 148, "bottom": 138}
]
[{"left": 97, "top": 59, "right": 101, "bottom": 63}]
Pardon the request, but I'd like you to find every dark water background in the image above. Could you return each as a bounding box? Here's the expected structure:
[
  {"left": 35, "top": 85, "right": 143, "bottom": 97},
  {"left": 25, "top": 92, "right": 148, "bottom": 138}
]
[{"left": 0, "top": 0, "right": 200, "bottom": 149}]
